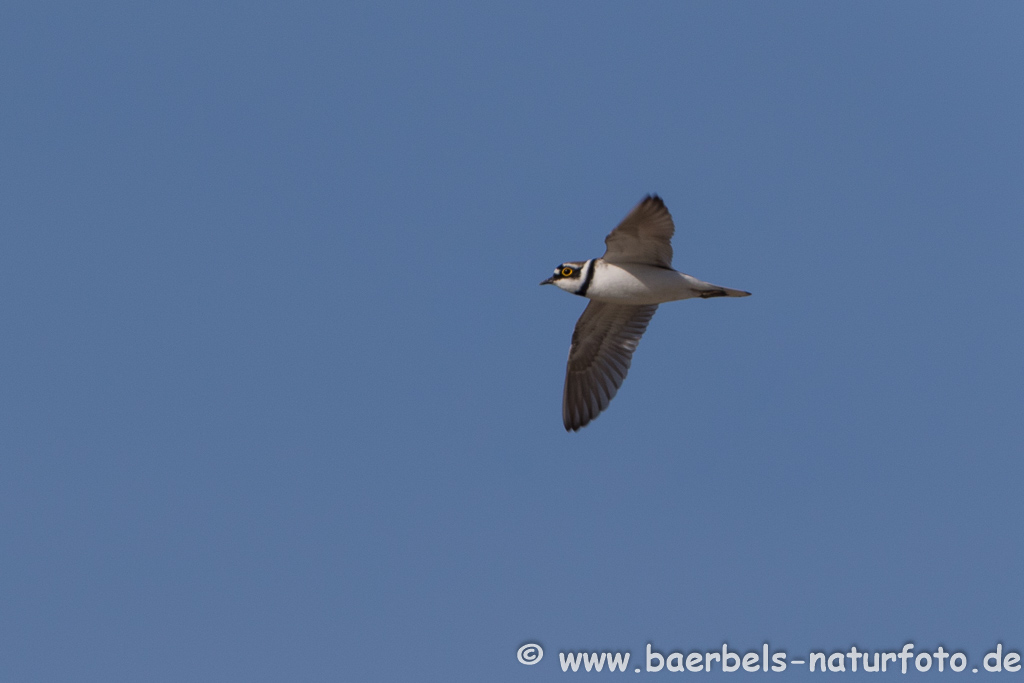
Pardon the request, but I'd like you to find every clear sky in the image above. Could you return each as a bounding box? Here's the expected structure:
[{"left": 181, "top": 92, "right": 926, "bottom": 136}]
[{"left": 2, "top": 2, "right": 1022, "bottom": 681}]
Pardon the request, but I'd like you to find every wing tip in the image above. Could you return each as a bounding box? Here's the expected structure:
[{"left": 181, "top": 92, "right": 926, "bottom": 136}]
[
  {"left": 563, "top": 414, "right": 591, "bottom": 432},
  {"left": 641, "top": 193, "right": 664, "bottom": 208}
]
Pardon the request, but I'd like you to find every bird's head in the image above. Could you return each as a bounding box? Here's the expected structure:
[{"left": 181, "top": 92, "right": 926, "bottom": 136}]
[{"left": 541, "top": 261, "right": 589, "bottom": 294}]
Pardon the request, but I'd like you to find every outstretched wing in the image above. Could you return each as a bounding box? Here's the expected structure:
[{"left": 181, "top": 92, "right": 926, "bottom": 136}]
[
  {"left": 563, "top": 301, "right": 659, "bottom": 431},
  {"left": 602, "top": 195, "right": 675, "bottom": 268}
]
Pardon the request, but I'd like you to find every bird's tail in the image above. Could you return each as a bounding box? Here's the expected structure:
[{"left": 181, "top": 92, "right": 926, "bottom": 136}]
[{"left": 696, "top": 283, "right": 751, "bottom": 298}]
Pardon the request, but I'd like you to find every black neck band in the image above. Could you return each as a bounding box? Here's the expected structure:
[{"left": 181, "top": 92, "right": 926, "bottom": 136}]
[{"left": 577, "top": 260, "right": 595, "bottom": 297}]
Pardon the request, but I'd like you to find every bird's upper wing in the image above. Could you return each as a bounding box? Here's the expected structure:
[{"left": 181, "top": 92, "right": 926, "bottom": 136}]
[
  {"left": 601, "top": 195, "right": 675, "bottom": 268},
  {"left": 563, "top": 301, "right": 659, "bottom": 431}
]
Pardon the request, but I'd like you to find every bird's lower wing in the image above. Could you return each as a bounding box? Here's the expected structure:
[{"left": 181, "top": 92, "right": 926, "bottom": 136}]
[{"left": 563, "top": 301, "right": 659, "bottom": 431}]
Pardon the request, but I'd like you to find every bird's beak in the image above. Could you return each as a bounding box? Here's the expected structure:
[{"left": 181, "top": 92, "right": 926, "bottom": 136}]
[{"left": 540, "top": 276, "right": 556, "bottom": 286}]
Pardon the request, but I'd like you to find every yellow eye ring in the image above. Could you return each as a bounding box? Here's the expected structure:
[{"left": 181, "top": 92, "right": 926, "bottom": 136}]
[{"left": 561, "top": 267, "right": 573, "bottom": 277}]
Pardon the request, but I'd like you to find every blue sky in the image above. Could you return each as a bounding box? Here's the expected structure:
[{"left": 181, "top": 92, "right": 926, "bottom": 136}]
[{"left": 2, "top": 2, "right": 1022, "bottom": 681}]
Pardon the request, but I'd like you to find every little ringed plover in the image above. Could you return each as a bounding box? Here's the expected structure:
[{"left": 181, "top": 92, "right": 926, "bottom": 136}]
[{"left": 541, "top": 195, "right": 750, "bottom": 431}]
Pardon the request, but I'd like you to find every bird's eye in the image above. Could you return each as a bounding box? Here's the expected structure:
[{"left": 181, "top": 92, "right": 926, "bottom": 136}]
[{"left": 561, "top": 267, "right": 574, "bottom": 277}]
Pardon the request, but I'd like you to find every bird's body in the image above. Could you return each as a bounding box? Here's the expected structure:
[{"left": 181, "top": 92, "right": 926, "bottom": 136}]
[
  {"left": 541, "top": 195, "right": 750, "bottom": 431},
  {"left": 553, "top": 259, "right": 749, "bottom": 305}
]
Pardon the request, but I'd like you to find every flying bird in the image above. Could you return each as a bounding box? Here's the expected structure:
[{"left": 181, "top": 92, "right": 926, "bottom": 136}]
[{"left": 541, "top": 195, "right": 750, "bottom": 431}]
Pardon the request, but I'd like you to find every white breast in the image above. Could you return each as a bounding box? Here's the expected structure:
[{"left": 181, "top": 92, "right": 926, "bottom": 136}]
[{"left": 586, "top": 261, "right": 704, "bottom": 304}]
